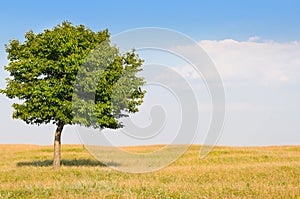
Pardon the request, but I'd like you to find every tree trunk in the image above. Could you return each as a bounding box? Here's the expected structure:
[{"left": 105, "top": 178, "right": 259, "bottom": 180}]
[{"left": 53, "top": 122, "right": 64, "bottom": 169}]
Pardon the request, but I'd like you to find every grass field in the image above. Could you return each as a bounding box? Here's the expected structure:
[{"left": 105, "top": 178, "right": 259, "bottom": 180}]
[{"left": 0, "top": 144, "right": 299, "bottom": 198}]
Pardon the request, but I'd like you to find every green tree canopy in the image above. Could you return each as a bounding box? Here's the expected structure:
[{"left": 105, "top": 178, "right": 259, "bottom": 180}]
[{"left": 1, "top": 22, "right": 146, "bottom": 168}]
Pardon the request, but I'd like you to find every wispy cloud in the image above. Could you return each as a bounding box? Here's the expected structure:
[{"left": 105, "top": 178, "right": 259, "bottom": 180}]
[
  {"left": 170, "top": 38, "right": 300, "bottom": 87},
  {"left": 199, "top": 38, "right": 300, "bottom": 86}
]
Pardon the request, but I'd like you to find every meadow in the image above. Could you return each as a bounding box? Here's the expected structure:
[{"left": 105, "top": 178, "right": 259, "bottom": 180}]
[{"left": 0, "top": 144, "right": 299, "bottom": 198}]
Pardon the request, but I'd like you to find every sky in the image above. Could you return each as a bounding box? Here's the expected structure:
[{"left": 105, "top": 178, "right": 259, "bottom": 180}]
[{"left": 0, "top": 0, "right": 300, "bottom": 146}]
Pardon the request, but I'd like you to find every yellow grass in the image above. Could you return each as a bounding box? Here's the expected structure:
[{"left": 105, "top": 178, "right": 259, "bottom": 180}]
[{"left": 0, "top": 144, "right": 299, "bottom": 198}]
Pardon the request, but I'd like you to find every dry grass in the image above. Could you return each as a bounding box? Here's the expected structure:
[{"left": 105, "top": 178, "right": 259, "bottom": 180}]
[{"left": 0, "top": 144, "right": 299, "bottom": 198}]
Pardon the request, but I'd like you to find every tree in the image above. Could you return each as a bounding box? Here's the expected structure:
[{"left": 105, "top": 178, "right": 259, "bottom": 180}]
[{"left": 1, "top": 22, "right": 146, "bottom": 169}]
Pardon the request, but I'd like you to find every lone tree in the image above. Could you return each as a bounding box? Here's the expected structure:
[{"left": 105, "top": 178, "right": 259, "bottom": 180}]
[{"left": 1, "top": 22, "right": 145, "bottom": 169}]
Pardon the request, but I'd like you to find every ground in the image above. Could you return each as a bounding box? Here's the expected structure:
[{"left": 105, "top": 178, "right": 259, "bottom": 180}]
[{"left": 0, "top": 144, "right": 299, "bottom": 198}]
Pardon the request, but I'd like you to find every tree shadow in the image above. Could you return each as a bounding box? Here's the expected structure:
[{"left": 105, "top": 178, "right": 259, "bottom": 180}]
[{"left": 17, "top": 159, "right": 120, "bottom": 167}]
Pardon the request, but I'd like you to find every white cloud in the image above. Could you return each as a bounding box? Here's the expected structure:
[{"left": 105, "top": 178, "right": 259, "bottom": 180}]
[
  {"left": 170, "top": 38, "right": 300, "bottom": 87},
  {"left": 198, "top": 38, "right": 300, "bottom": 86},
  {"left": 172, "top": 64, "right": 201, "bottom": 80},
  {"left": 247, "top": 36, "right": 261, "bottom": 42}
]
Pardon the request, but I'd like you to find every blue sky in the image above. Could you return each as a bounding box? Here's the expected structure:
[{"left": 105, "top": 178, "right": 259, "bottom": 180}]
[
  {"left": 0, "top": 1, "right": 300, "bottom": 146},
  {"left": 1, "top": 0, "right": 300, "bottom": 42}
]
